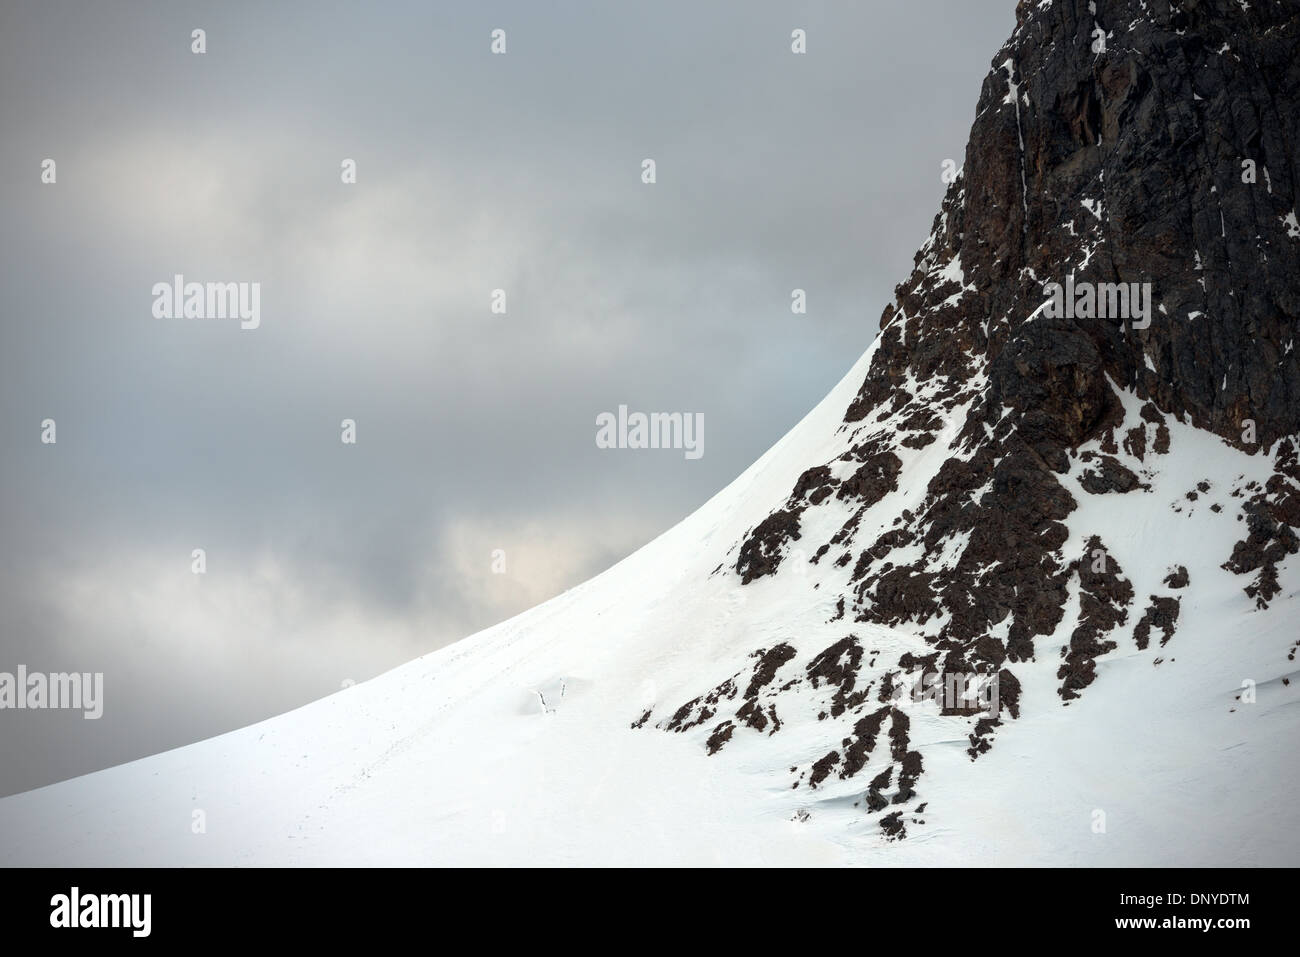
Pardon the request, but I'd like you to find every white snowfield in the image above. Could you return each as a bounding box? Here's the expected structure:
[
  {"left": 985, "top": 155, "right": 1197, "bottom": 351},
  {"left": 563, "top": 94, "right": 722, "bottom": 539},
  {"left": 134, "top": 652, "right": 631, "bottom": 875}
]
[{"left": 1, "top": 345, "right": 1297, "bottom": 866}]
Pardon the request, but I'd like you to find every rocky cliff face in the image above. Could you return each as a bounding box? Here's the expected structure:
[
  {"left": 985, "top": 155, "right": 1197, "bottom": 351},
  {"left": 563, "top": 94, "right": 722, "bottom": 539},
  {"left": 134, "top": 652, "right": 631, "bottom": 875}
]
[{"left": 641, "top": 0, "right": 1300, "bottom": 834}]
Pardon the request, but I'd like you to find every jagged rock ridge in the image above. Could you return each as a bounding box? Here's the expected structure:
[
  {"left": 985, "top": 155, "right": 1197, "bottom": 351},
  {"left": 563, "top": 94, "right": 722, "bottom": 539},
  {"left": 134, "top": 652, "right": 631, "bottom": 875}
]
[{"left": 641, "top": 0, "right": 1300, "bottom": 834}]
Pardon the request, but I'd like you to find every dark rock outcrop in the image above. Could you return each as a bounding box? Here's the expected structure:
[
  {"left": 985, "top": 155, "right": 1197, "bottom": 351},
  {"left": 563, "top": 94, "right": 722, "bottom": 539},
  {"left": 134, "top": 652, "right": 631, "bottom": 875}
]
[{"left": 643, "top": 0, "right": 1299, "bottom": 836}]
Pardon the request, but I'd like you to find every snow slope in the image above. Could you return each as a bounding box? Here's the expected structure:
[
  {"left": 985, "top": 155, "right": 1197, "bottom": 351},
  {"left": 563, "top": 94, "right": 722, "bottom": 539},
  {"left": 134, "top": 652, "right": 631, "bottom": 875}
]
[
  {"left": 1, "top": 338, "right": 1296, "bottom": 867},
  {"left": 9, "top": 0, "right": 1299, "bottom": 867}
]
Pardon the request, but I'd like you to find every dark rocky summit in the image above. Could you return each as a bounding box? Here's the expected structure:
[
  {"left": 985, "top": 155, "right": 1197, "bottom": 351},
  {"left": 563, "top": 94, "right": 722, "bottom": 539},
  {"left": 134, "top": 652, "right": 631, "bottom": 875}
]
[{"left": 644, "top": 0, "right": 1299, "bottom": 832}]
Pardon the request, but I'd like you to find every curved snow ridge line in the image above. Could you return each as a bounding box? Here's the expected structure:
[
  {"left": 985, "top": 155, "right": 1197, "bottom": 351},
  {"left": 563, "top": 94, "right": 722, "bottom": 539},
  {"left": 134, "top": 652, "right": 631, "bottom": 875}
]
[{"left": 0, "top": 348, "right": 883, "bottom": 867}]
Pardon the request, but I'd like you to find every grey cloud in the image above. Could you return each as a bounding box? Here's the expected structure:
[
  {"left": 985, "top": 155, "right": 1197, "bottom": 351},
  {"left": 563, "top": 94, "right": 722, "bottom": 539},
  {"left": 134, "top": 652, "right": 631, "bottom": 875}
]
[{"left": 0, "top": 0, "right": 1013, "bottom": 796}]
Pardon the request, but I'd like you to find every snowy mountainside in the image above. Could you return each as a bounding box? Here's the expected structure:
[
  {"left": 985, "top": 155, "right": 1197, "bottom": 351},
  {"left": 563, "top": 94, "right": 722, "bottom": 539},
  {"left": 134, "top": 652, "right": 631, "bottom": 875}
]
[
  {"left": 2, "top": 0, "right": 1298, "bottom": 865},
  {"left": 1, "top": 344, "right": 1295, "bottom": 866}
]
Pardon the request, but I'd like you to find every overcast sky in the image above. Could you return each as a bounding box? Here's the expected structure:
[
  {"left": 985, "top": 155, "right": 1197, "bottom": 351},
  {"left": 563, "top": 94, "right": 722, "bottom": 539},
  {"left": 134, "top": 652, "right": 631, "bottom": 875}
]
[{"left": 0, "top": 0, "right": 1013, "bottom": 796}]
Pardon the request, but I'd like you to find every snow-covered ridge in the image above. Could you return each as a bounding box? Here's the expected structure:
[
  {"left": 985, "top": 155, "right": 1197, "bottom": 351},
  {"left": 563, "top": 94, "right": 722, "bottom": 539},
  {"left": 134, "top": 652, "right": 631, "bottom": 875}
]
[
  {"left": 3, "top": 0, "right": 1297, "bottom": 866},
  {"left": 1, "top": 316, "right": 1296, "bottom": 865}
]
